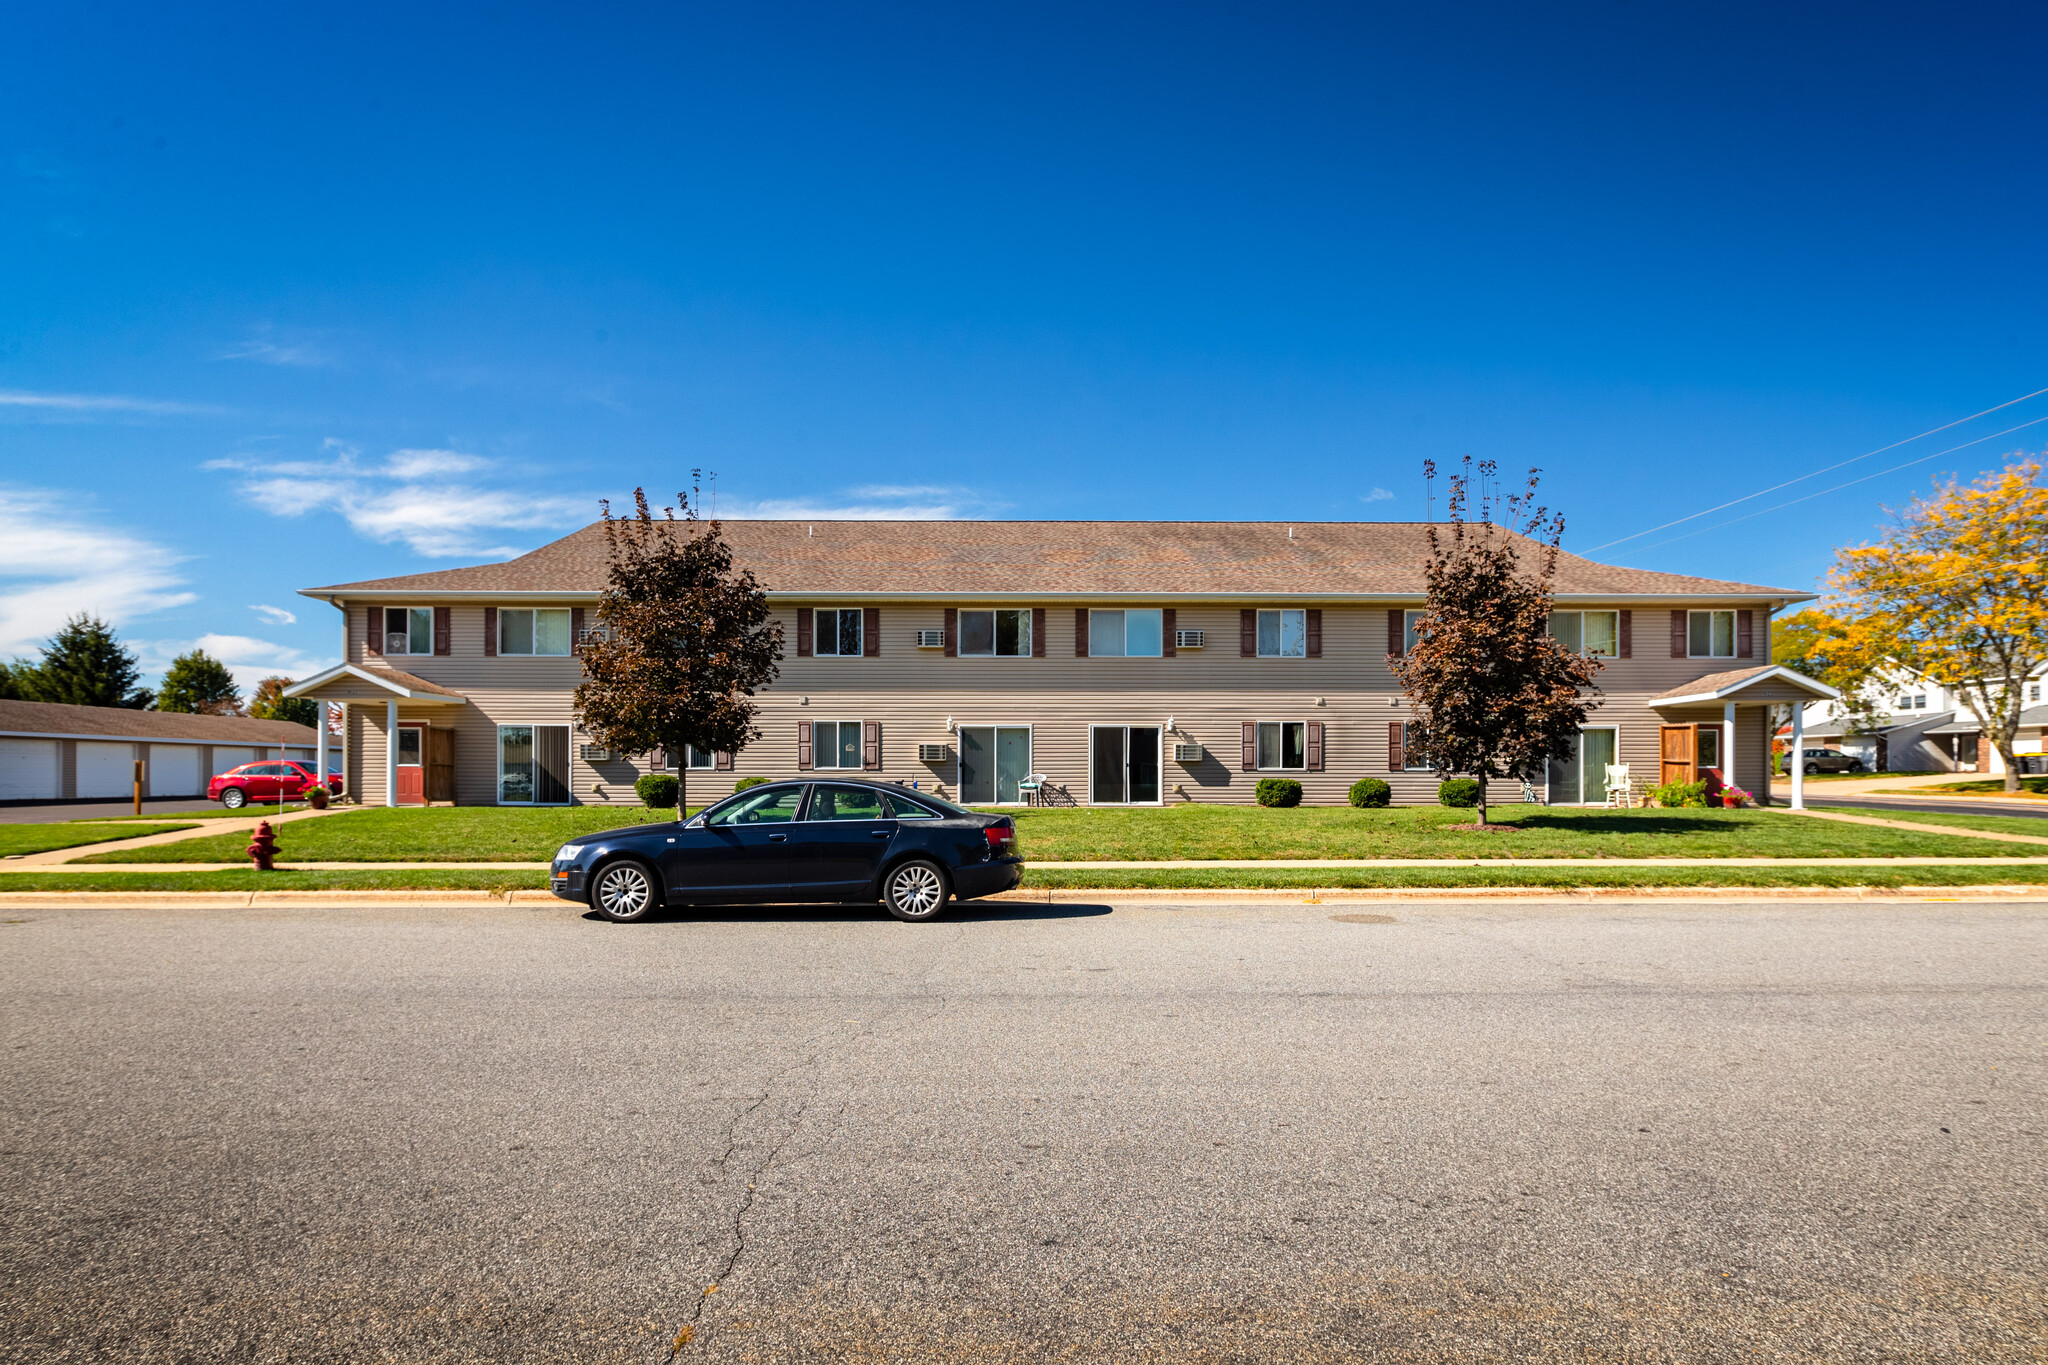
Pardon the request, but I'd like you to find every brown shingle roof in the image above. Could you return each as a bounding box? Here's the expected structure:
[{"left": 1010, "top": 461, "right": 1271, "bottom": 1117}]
[
  {"left": 306, "top": 520, "right": 1807, "bottom": 600},
  {"left": 0, "top": 698, "right": 320, "bottom": 745}
]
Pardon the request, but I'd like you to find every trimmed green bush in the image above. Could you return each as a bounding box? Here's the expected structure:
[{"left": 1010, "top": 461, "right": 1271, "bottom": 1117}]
[
  {"left": 634, "top": 773, "right": 680, "bottom": 808},
  {"left": 1648, "top": 779, "right": 1709, "bottom": 808},
  {"left": 1437, "top": 777, "right": 1481, "bottom": 808},
  {"left": 733, "top": 775, "right": 770, "bottom": 792},
  {"left": 1254, "top": 777, "right": 1303, "bottom": 808},
  {"left": 1348, "top": 778, "right": 1392, "bottom": 808}
]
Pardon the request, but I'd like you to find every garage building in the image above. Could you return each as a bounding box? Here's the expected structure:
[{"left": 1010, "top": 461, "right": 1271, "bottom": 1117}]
[{"left": 0, "top": 699, "right": 322, "bottom": 805}]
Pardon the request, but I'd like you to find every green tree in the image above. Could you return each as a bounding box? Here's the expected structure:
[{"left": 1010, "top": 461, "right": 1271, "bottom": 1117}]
[
  {"left": 573, "top": 483, "right": 783, "bottom": 813},
  {"left": 11, "top": 615, "right": 153, "bottom": 708},
  {"left": 248, "top": 676, "right": 319, "bottom": 727},
  {"left": 0, "top": 659, "right": 21, "bottom": 701},
  {"left": 1392, "top": 459, "right": 1603, "bottom": 826},
  {"left": 157, "top": 649, "right": 243, "bottom": 715}
]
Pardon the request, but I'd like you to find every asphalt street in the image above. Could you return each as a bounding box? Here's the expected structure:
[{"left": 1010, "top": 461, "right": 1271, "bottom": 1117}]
[
  {"left": 1810, "top": 794, "right": 2048, "bottom": 821},
  {"left": 2, "top": 897, "right": 2043, "bottom": 1363}
]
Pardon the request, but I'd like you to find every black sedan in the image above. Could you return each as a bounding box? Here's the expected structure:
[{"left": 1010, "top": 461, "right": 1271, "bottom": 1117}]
[{"left": 548, "top": 779, "right": 1024, "bottom": 923}]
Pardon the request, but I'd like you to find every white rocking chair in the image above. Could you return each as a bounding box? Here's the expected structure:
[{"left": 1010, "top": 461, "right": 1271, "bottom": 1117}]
[{"left": 1603, "top": 763, "right": 1635, "bottom": 808}]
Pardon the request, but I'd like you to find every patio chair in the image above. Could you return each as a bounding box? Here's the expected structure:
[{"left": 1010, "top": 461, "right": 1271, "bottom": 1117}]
[
  {"left": 1603, "top": 764, "right": 1634, "bottom": 808},
  {"left": 1017, "top": 773, "right": 1047, "bottom": 806}
]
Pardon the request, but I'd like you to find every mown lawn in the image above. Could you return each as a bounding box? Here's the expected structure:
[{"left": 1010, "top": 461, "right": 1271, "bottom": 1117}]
[
  {"left": 1814, "top": 805, "right": 2048, "bottom": 838},
  {"left": 0, "top": 823, "right": 197, "bottom": 858},
  {"left": 1880, "top": 776, "right": 2048, "bottom": 796},
  {"left": 66, "top": 799, "right": 2035, "bottom": 864}
]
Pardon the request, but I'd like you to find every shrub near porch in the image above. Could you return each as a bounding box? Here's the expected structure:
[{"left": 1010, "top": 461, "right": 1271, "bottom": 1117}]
[{"left": 74, "top": 801, "right": 2025, "bottom": 864}]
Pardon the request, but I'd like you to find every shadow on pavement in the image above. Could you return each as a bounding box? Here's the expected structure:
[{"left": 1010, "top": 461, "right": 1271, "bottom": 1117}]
[{"left": 580, "top": 901, "right": 1114, "bottom": 925}]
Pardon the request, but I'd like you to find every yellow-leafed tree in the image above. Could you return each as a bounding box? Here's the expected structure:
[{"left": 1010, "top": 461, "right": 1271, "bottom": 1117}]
[{"left": 1821, "top": 457, "right": 2048, "bottom": 790}]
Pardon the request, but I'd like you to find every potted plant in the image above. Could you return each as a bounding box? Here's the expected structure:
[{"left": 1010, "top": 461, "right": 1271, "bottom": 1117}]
[{"left": 1720, "top": 785, "right": 1752, "bottom": 809}]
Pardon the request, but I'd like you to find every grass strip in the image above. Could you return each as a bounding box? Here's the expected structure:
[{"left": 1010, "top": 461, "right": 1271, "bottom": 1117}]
[
  {"left": 95, "top": 805, "right": 309, "bottom": 821},
  {"left": 0, "top": 823, "right": 198, "bottom": 857},
  {"left": 0, "top": 869, "right": 551, "bottom": 893},
  {"left": 1874, "top": 777, "right": 2048, "bottom": 796},
  {"left": 1813, "top": 805, "right": 2048, "bottom": 838}
]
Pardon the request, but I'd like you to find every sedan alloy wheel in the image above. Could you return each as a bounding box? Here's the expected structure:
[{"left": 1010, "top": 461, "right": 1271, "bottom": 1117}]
[
  {"left": 594, "top": 860, "right": 659, "bottom": 922},
  {"left": 884, "top": 859, "right": 949, "bottom": 921}
]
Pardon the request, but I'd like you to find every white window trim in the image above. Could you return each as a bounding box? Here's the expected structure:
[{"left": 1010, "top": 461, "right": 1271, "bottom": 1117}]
[
  {"left": 1087, "top": 608, "right": 1165, "bottom": 659},
  {"left": 955, "top": 608, "right": 1034, "bottom": 658},
  {"left": 1547, "top": 725, "right": 1621, "bottom": 805},
  {"left": 381, "top": 605, "right": 434, "bottom": 656},
  {"left": 1403, "top": 609, "right": 1425, "bottom": 655},
  {"left": 394, "top": 725, "right": 425, "bottom": 768},
  {"left": 1548, "top": 610, "right": 1620, "bottom": 658},
  {"left": 1688, "top": 609, "right": 1737, "bottom": 659},
  {"left": 810, "top": 719, "right": 866, "bottom": 770},
  {"left": 1398, "top": 720, "right": 1433, "bottom": 772},
  {"left": 495, "top": 723, "right": 572, "bottom": 807},
  {"left": 955, "top": 722, "right": 1036, "bottom": 804},
  {"left": 1254, "top": 719, "right": 1308, "bottom": 771},
  {"left": 497, "top": 606, "right": 574, "bottom": 657},
  {"left": 813, "top": 608, "right": 865, "bottom": 658},
  {"left": 1255, "top": 609, "right": 1308, "bottom": 659},
  {"left": 1087, "top": 723, "right": 1164, "bottom": 805}
]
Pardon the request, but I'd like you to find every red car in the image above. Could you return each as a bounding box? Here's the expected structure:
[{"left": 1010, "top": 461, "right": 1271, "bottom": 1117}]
[{"left": 209, "top": 761, "right": 342, "bottom": 809}]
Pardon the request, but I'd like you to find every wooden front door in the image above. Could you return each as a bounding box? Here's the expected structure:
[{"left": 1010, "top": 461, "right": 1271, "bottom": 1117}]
[
  {"left": 395, "top": 726, "right": 426, "bottom": 805},
  {"left": 1659, "top": 725, "right": 1697, "bottom": 788},
  {"left": 426, "top": 728, "right": 457, "bottom": 802}
]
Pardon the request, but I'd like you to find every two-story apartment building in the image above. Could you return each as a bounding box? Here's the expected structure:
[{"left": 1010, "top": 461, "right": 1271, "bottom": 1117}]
[{"left": 284, "top": 520, "right": 1834, "bottom": 808}]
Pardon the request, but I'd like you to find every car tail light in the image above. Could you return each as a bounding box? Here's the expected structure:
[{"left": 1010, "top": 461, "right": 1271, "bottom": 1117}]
[{"left": 984, "top": 824, "right": 1015, "bottom": 849}]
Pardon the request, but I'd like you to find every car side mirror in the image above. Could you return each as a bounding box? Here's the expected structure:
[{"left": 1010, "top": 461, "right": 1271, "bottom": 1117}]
[{"left": 684, "top": 814, "right": 706, "bottom": 829}]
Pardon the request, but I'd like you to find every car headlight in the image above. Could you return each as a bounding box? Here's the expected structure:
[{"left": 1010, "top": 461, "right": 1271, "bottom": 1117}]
[{"left": 554, "top": 844, "right": 586, "bottom": 862}]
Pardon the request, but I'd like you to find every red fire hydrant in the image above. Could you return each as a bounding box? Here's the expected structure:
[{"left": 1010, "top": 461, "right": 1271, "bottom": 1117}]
[{"left": 246, "top": 820, "right": 279, "bottom": 871}]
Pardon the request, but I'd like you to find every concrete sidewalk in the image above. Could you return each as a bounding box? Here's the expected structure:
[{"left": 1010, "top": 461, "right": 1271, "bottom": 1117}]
[{"left": 3, "top": 806, "right": 343, "bottom": 867}]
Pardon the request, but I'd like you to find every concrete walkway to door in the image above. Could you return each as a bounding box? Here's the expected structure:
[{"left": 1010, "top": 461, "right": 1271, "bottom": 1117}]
[{"left": 1, "top": 806, "right": 347, "bottom": 867}]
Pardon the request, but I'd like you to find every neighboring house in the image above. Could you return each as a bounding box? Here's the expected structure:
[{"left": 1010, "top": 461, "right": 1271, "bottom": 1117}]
[
  {"left": 284, "top": 520, "right": 1834, "bottom": 809},
  {"left": 0, "top": 699, "right": 321, "bottom": 804},
  {"left": 1795, "top": 668, "right": 2048, "bottom": 774}
]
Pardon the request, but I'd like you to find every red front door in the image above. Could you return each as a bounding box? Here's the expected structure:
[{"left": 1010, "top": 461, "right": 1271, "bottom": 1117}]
[{"left": 396, "top": 727, "right": 426, "bottom": 805}]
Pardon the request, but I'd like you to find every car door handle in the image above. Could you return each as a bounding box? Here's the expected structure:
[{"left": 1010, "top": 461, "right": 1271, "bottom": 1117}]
[
  {"left": 768, "top": 833, "right": 788, "bottom": 841},
  {"left": 870, "top": 829, "right": 892, "bottom": 838}
]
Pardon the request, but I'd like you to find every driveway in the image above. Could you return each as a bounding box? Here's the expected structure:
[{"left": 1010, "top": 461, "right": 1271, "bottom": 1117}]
[
  {"left": 3, "top": 898, "right": 2043, "bottom": 1362},
  {"left": 0, "top": 797, "right": 228, "bottom": 824}
]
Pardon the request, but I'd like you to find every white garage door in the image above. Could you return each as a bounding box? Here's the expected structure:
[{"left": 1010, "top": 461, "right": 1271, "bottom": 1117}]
[
  {"left": 210, "top": 747, "right": 262, "bottom": 777},
  {"left": 76, "top": 742, "right": 136, "bottom": 799},
  {"left": 149, "top": 745, "right": 204, "bottom": 796},
  {"left": 0, "top": 738, "right": 60, "bottom": 801}
]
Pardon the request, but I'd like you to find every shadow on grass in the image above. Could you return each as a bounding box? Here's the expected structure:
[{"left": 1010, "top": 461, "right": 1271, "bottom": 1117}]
[
  {"left": 1505, "top": 813, "right": 1735, "bottom": 836},
  {"left": 581, "top": 900, "right": 1115, "bottom": 925}
]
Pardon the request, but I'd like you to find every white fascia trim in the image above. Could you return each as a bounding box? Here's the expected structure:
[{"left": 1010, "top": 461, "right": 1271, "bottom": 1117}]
[
  {"left": 1654, "top": 665, "right": 1841, "bottom": 707},
  {"left": 0, "top": 731, "right": 315, "bottom": 746},
  {"left": 299, "top": 588, "right": 1814, "bottom": 606},
  {"left": 282, "top": 663, "right": 466, "bottom": 702}
]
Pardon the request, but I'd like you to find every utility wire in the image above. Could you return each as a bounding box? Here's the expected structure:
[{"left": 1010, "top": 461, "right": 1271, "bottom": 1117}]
[{"left": 1587, "top": 384, "right": 2048, "bottom": 552}]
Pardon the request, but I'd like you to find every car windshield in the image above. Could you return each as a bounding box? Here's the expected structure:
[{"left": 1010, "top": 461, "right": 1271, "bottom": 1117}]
[
  {"left": 703, "top": 786, "right": 805, "bottom": 826},
  {"left": 900, "top": 789, "right": 970, "bottom": 817}
]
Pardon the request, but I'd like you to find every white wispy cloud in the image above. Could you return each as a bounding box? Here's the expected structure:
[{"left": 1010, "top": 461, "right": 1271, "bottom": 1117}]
[
  {"left": 249, "top": 604, "right": 298, "bottom": 626},
  {"left": 214, "top": 442, "right": 590, "bottom": 557},
  {"left": 718, "top": 483, "right": 1002, "bottom": 521},
  {"left": 1360, "top": 487, "right": 1396, "bottom": 503},
  {"left": 0, "top": 487, "right": 197, "bottom": 659},
  {"left": 217, "top": 325, "right": 336, "bottom": 368},
  {"left": 0, "top": 389, "right": 227, "bottom": 416},
  {"left": 138, "top": 633, "right": 336, "bottom": 696}
]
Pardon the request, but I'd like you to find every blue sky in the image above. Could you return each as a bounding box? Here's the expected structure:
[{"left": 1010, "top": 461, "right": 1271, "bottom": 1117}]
[{"left": 4, "top": 1, "right": 2045, "bottom": 689}]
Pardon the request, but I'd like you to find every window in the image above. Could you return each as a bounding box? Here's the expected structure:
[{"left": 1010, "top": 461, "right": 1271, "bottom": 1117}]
[
  {"left": 960, "top": 726, "right": 1032, "bottom": 803},
  {"left": 1914, "top": 694, "right": 1928, "bottom": 709},
  {"left": 811, "top": 720, "right": 864, "bottom": 769},
  {"left": 706, "top": 785, "right": 803, "bottom": 826},
  {"left": 499, "top": 608, "right": 572, "bottom": 656},
  {"left": 814, "top": 608, "right": 863, "bottom": 656},
  {"left": 394, "top": 729, "right": 423, "bottom": 767},
  {"left": 1256, "top": 610, "right": 1307, "bottom": 658},
  {"left": 1897, "top": 693, "right": 1913, "bottom": 709},
  {"left": 1547, "top": 611, "right": 1619, "bottom": 657},
  {"left": 958, "top": 609, "right": 1031, "bottom": 657},
  {"left": 2031, "top": 683, "right": 2042, "bottom": 702},
  {"left": 1397, "top": 721, "right": 1433, "bottom": 771},
  {"left": 1089, "top": 609, "right": 1163, "bottom": 657},
  {"left": 382, "top": 606, "right": 432, "bottom": 655},
  {"left": 1696, "top": 726, "right": 1721, "bottom": 768},
  {"left": 1547, "top": 728, "right": 1618, "bottom": 805},
  {"left": 807, "top": 784, "right": 889, "bottom": 821},
  {"left": 1257, "top": 721, "right": 1306, "bottom": 769},
  {"left": 498, "top": 725, "right": 569, "bottom": 804},
  {"left": 1403, "top": 610, "right": 1425, "bottom": 654},
  {"left": 887, "top": 792, "right": 942, "bottom": 819},
  {"left": 1688, "top": 610, "right": 1735, "bottom": 658}
]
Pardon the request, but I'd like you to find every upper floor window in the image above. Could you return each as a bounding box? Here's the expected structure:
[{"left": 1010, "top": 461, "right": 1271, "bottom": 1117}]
[
  {"left": 2032, "top": 683, "right": 2042, "bottom": 702},
  {"left": 1688, "top": 610, "right": 1735, "bottom": 659},
  {"left": 814, "top": 608, "right": 863, "bottom": 657},
  {"left": 382, "top": 607, "right": 432, "bottom": 655},
  {"left": 1257, "top": 721, "right": 1306, "bottom": 769},
  {"left": 1403, "top": 609, "right": 1425, "bottom": 654},
  {"left": 1256, "top": 610, "right": 1307, "bottom": 658},
  {"left": 1089, "top": 608, "right": 1163, "bottom": 658},
  {"left": 959, "top": 609, "right": 1031, "bottom": 657},
  {"left": 500, "top": 607, "right": 572, "bottom": 656},
  {"left": 1548, "top": 611, "right": 1618, "bottom": 657}
]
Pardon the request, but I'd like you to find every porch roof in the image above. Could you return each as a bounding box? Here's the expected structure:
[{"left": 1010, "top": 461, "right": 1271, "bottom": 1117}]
[
  {"left": 1649, "top": 665, "right": 1839, "bottom": 711},
  {"left": 283, "top": 663, "right": 468, "bottom": 704}
]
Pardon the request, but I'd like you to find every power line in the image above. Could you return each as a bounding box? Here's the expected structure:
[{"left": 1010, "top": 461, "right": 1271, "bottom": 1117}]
[{"left": 1586, "top": 384, "right": 2048, "bottom": 553}]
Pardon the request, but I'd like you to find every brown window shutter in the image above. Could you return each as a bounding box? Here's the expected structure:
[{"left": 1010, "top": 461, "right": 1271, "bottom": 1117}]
[
  {"left": 1241, "top": 721, "right": 1257, "bottom": 771},
  {"left": 366, "top": 606, "right": 382, "bottom": 657},
  {"left": 1240, "top": 609, "right": 1256, "bottom": 657},
  {"left": 1737, "top": 609, "right": 1754, "bottom": 659},
  {"left": 796, "top": 722, "right": 813, "bottom": 770},
  {"left": 433, "top": 606, "right": 451, "bottom": 656},
  {"left": 1075, "top": 608, "right": 1089, "bottom": 657},
  {"left": 1162, "top": 607, "right": 1176, "bottom": 658},
  {"left": 1387, "top": 721, "right": 1404, "bottom": 772},
  {"left": 1306, "top": 609, "right": 1322, "bottom": 658},
  {"left": 1670, "top": 610, "right": 1687, "bottom": 658},
  {"left": 1031, "top": 607, "right": 1045, "bottom": 658},
  {"left": 569, "top": 606, "right": 585, "bottom": 656},
  {"left": 483, "top": 607, "right": 497, "bottom": 657},
  {"left": 796, "top": 607, "right": 813, "bottom": 657},
  {"left": 1619, "top": 609, "right": 1632, "bottom": 659},
  {"left": 943, "top": 607, "right": 957, "bottom": 658},
  {"left": 862, "top": 720, "right": 881, "bottom": 770},
  {"left": 1307, "top": 721, "right": 1324, "bottom": 771},
  {"left": 715, "top": 750, "right": 733, "bottom": 771},
  {"left": 1387, "top": 609, "right": 1405, "bottom": 658},
  {"left": 863, "top": 607, "right": 880, "bottom": 657}
]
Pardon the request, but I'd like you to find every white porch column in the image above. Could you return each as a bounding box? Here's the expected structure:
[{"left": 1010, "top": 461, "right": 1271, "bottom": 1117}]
[
  {"left": 385, "top": 699, "right": 399, "bottom": 808},
  {"left": 316, "top": 705, "right": 329, "bottom": 795},
  {"left": 1724, "top": 701, "right": 1737, "bottom": 800},
  {"left": 1790, "top": 704, "right": 1806, "bottom": 810}
]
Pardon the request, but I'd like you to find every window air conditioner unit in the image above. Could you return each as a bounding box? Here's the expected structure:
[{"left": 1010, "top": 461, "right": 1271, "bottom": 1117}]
[
  {"left": 1173, "top": 743, "right": 1204, "bottom": 763},
  {"left": 579, "top": 744, "right": 613, "bottom": 761},
  {"left": 917, "top": 742, "right": 952, "bottom": 762},
  {"left": 1175, "top": 629, "right": 1205, "bottom": 649},
  {"left": 916, "top": 629, "right": 946, "bottom": 648},
  {"left": 385, "top": 633, "right": 409, "bottom": 654},
  {"left": 577, "top": 626, "right": 610, "bottom": 645}
]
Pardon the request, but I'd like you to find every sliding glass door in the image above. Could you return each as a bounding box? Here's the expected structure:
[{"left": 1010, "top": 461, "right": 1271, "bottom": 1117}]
[
  {"left": 499, "top": 725, "right": 571, "bottom": 804},
  {"left": 960, "top": 726, "right": 1032, "bottom": 804},
  {"left": 1090, "top": 726, "right": 1161, "bottom": 805},
  {"left": 1546, "top": 727, "right": 1618, "bottom": 805}
]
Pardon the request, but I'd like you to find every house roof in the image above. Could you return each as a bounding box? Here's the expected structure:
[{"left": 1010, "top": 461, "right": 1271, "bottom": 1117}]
[
  {"left": 283, "top": 663, "right": 468, "bottom": 702},
  {"left": 1647, "top": 665, "right": 1840, "bottom": 707},
  {"left": 302, "top": 520, "right": 1811, "bottom": 602},
  {"left": 0, "top": 698, "right": 319, "bottom": 746}
]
